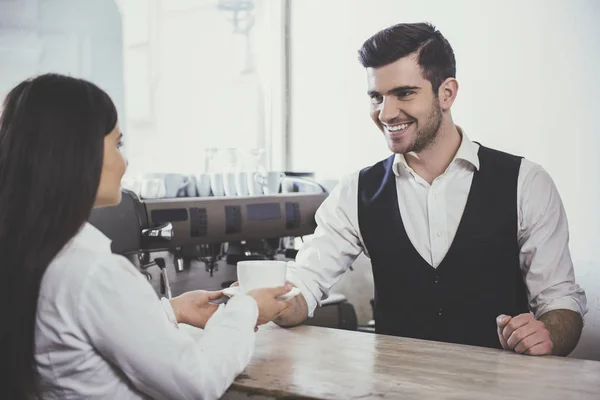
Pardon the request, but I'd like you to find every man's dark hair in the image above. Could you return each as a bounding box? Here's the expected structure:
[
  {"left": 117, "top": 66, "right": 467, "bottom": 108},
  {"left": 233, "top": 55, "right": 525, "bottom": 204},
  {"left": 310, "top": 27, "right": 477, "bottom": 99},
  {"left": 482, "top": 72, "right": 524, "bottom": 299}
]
[{"left": 358, "top": 22, "right": 456, "bottom": 93}]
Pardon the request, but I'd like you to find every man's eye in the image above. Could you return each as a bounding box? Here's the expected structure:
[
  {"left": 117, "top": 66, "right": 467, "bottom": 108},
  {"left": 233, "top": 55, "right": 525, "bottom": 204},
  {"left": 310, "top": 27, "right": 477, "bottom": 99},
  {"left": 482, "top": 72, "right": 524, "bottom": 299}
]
[{"left": 370, "top": 95, "right": 383, "bottom": 104}]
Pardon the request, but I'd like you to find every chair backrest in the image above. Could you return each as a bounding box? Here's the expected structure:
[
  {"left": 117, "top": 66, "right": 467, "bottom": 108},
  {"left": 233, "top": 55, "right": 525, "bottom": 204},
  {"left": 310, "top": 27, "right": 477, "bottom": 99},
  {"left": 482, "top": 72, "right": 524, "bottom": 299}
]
[{"left": 88, "top": 189, "right": 148, "bottom": 255}]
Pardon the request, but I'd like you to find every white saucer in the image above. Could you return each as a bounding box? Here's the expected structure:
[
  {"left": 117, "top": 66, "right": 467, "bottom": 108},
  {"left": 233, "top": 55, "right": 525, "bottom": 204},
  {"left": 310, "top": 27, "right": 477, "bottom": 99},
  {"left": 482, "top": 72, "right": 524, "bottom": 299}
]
[{"left": 222, "top": 286, "right": 300, "bottom": 301}]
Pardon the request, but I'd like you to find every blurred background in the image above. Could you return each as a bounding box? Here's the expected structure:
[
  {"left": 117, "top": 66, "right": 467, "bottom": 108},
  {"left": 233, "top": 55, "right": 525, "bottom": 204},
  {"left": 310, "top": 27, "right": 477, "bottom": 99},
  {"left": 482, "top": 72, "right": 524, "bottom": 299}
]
[{"left": 1, "top": 0, "right": 598, "bottom": 360}]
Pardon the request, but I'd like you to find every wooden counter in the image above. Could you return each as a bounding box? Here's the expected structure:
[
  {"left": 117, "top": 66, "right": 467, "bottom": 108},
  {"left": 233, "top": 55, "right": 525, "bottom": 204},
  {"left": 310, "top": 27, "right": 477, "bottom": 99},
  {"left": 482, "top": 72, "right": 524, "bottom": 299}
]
[{"left": 224, "top": 325, "right": 600, "bottom": 400}]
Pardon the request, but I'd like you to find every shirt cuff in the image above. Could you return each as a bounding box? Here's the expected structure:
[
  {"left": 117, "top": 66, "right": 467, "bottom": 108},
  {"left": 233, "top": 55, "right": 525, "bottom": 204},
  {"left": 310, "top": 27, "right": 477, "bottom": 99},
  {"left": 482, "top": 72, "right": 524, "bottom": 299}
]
[
  {"left": 534, "top": 296, "right": 588, "bottom": 320},
  {"left": 286, "top": 268, "right": 319, "bottom": 318},
  {"left": 160, "top": 297, "right": 180, "bottom": 329}
]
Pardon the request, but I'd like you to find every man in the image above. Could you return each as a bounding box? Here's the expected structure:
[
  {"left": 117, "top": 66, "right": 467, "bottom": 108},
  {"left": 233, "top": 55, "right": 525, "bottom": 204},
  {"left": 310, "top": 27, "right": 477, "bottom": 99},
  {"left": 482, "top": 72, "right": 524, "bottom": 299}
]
[{"left": 278, "top": 22, "right": 587, "bottom": 356}]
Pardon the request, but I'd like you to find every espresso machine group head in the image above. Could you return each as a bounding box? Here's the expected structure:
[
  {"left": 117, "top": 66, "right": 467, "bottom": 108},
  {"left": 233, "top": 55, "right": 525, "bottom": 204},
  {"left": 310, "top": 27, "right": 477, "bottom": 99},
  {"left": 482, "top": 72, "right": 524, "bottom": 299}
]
[{"left": 88, "top": 189, "right": 328, "bottom": 289}]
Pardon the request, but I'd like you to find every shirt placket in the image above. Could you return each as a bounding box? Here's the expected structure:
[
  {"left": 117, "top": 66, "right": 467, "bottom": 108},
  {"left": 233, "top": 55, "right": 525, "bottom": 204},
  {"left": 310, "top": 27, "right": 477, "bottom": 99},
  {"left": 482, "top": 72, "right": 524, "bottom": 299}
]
[{"left": 428, "top": 175, "right": 449, "bottom": 268}]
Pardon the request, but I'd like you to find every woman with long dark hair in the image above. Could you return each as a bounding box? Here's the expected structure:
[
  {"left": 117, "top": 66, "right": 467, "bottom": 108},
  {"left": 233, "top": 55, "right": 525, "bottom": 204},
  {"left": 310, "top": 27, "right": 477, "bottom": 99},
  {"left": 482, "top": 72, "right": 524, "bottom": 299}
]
[{"left": 0, "top": 74, "right": 291, "bottom": 400}]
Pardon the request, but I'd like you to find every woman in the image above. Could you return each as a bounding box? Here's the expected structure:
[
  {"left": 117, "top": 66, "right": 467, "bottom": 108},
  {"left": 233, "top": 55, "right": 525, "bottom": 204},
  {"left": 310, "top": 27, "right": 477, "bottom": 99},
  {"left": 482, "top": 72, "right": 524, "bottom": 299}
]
[{"left": 0, "top": 74, "right": 291, "bottom": 400}]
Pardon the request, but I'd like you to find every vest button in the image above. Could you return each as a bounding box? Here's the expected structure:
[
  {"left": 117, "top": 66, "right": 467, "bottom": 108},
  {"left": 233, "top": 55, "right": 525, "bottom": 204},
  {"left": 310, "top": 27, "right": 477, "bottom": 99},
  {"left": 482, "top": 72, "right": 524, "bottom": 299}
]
[
  {"left": 434, "top": 276, "right": 439, "bottom": 284},
  {"left": 438, "top": 308, "right": 443, "bottom": 316}
]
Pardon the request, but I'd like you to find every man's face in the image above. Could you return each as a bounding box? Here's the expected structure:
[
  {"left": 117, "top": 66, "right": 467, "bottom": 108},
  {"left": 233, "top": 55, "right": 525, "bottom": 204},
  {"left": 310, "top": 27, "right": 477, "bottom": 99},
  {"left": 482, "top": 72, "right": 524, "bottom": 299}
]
[{"left": 367, "top": 54, "right": 442, "bottom": 154}]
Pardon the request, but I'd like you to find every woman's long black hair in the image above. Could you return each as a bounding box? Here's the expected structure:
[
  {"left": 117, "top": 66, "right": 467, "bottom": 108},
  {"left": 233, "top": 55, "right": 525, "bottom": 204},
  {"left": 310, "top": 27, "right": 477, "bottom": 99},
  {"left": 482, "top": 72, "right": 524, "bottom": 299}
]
[{"left": 0, "top": 74, "right": 118, "bottom": 399}]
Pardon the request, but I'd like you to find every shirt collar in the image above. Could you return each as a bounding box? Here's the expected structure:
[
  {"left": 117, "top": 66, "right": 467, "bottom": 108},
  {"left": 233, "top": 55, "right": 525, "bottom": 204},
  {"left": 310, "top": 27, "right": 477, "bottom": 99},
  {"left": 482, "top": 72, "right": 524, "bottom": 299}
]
[{"left": 393, "top": 126, "right": 480, "bottom": 176}]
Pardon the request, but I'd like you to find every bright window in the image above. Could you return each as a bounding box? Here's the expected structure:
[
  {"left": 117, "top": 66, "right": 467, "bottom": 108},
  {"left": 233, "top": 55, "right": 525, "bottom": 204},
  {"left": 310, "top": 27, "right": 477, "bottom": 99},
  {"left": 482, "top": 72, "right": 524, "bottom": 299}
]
[{"left": 118, "top": 0, "right": 288, "bottom": 177}]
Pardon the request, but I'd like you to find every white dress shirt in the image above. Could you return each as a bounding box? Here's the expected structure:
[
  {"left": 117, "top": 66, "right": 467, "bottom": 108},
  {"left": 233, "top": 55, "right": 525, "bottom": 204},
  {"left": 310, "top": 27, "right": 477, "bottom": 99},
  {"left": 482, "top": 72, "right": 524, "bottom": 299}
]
[
  {"left": 287, "top": 133, "right": 587, "bottom": 320},
  {"left": 35, "top": 222, "right": 258, "bottom": 400}
]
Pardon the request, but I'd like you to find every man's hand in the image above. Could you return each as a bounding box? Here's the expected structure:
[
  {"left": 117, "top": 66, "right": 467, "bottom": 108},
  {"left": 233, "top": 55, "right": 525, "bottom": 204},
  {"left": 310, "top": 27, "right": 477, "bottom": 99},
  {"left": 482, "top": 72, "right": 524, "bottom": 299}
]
[
  {"left": 496, "top": 313, "right": 553, "bottom": 355},
  {"left": 170, "top": 290, "right": 224, "bottom": 329}
]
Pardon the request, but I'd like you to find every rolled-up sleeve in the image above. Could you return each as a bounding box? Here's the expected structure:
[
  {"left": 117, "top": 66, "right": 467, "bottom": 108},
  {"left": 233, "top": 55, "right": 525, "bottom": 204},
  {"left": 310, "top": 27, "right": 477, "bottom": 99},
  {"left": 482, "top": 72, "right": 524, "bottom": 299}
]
[
  {"left": 286, "top": 172, "right": 365, "bottom": 317},
  {"left": 518, "top": 161, "right": 588, "bottom": 319}
]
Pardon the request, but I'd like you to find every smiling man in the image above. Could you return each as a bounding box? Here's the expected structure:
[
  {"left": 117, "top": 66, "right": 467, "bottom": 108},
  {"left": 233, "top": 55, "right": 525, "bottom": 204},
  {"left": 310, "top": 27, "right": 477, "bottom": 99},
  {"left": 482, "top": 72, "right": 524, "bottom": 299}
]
[{"left": 277, "top": 22, "right": 587, "bottom": 356}]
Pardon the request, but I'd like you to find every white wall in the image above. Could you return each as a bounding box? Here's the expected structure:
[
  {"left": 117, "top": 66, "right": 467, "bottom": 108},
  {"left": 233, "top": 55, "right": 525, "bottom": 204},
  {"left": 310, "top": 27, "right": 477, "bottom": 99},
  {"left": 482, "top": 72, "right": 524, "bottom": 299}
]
[
  {"left": 0, "top": 0, "right": 286, "bottom": 177},
  {"left": 0, "top": 0, "right": 124, "bottom": 121},
  {"left": 117, "top": 0, "right": 287, "bottom": 175},
  {"left": 290, "top": 0, "right": 600, "bottom": 360}
]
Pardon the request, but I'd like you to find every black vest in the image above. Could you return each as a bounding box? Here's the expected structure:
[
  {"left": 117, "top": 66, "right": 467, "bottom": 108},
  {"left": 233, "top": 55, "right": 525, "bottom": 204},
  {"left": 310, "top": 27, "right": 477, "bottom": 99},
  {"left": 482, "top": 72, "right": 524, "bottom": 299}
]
[{"left": 357, "top": 144, "right": 529, "bottom": 349}]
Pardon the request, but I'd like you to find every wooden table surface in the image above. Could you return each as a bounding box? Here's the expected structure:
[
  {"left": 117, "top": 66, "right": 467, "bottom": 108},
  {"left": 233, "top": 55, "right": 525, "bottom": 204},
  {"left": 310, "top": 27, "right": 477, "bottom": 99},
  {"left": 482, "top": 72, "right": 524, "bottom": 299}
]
[{"left": 227, "top": 325, "right": 600, "bottom": 400}]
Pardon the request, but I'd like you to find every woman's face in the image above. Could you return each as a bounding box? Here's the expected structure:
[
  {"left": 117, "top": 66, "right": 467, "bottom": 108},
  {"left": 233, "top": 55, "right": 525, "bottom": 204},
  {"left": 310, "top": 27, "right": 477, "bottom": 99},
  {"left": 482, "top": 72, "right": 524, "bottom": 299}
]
[{"left": 95, "top": 124, "right": 127, "bottom": 207}]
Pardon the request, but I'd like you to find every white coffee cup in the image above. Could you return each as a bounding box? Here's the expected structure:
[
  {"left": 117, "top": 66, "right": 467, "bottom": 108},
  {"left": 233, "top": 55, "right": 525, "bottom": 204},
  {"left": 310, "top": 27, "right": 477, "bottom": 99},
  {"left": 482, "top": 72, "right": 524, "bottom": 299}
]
[
  {"left": 185, "top": 175, "right": 199, "bottom": 197},
  {"left": 235, "top": 171, "right": 249, "bottom": 196},
  {"left": 140, "top": 178, "right": 167, "bottom": 199},
  {"left": 247, "top": 172, "right": 263, "bottom": 196},
  {"left": 142, "top": 173, "right": 189, "bottom": 198},
  {"left": 210, "top": 173, "right": 225, "bottom": 197},
  {"left": 196, "top": 173, "right": 212, "bottom": 197},
  {"left": 236, "top": 260, "right": 287, "bottom": 293},
  {"left": 165, "top": 173, "right": 190, "bottom": 197},
  {"left": 256, "top": 171, "right": 285, "bottom": 195},
  {"left": 223, "top": 172, "right": 237, "bottom": 197}
]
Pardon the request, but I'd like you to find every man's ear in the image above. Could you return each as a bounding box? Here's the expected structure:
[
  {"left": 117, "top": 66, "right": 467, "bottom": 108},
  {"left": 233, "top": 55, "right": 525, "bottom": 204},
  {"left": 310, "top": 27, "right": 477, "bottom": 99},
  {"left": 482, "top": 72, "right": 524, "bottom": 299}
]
[{"left": 438, "top": 77, "right": 458, "bottom": 111}]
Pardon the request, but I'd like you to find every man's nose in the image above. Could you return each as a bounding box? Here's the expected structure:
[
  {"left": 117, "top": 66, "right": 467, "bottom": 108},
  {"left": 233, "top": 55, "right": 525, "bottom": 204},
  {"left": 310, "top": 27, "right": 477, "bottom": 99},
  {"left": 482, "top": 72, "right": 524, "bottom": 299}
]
[{"left": 378, "top": 96, "right": 399, "bottom": 123}]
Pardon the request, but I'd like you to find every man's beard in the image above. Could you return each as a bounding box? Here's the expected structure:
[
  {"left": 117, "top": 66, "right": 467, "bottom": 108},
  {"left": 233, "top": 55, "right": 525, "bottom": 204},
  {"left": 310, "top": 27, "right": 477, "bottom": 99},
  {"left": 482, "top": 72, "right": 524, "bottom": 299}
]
[{"left": 408, "top": 99, "right": 442, "bottom": 154}]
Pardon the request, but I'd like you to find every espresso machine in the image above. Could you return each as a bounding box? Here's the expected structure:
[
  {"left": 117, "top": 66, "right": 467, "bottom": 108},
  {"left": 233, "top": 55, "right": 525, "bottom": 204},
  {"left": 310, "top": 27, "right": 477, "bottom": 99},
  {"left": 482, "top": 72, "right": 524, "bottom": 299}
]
[{"left": 88, "top": 189, "right": 358, "bottom": 331}]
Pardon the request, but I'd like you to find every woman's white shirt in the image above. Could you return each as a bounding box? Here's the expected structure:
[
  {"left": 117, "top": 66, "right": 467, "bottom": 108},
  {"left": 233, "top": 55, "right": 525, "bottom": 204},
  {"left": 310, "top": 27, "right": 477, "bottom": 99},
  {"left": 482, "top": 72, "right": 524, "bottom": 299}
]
[{"left": 35, "top": 222, "right": 258, "bottom": 400}]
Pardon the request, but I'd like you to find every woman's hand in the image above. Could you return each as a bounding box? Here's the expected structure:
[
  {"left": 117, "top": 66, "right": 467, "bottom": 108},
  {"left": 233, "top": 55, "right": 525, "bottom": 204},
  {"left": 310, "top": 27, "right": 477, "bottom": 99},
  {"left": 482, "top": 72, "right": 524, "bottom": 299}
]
[{"left": 169, "top": 290, "right": 224, "bottom": 329}]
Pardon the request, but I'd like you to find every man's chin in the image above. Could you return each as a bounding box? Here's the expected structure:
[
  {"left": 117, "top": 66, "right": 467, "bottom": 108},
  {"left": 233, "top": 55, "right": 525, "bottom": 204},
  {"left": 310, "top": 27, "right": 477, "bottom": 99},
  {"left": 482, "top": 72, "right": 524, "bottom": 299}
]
[{"left": 388, "top": 141, "right": 412, "bottom": 155}]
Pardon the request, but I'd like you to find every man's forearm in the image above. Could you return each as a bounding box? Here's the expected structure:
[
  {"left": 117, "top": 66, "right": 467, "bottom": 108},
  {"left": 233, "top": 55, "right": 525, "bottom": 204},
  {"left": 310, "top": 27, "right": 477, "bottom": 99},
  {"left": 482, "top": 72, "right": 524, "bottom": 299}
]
[
  {"left": 274, "top": 293, "right": 309, "bottom": 327},
  {"left": 538, "top": 309, "right": 583, "bottom": 356}
]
